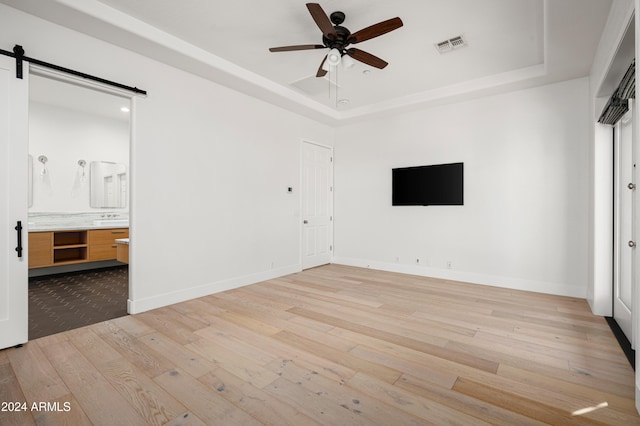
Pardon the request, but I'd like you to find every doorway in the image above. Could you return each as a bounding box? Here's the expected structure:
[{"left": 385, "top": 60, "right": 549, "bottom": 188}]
[
  {"left": 27, "top": 72, "right": 132, "bottom": 339},
  {"left": 301, "top": 141, "right": 333, "bottom": 269}
]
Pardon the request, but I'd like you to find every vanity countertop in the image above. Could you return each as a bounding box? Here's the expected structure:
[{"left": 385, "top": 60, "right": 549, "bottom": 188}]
[
  {"left": 28, "top": 212, "right": 129, "bottom": 232},
  {"left": 29, "top": 223, "right": 129, "bottom": 232},
  {"left": 115, "top": 238, "right": 129, "bottom": 245}
]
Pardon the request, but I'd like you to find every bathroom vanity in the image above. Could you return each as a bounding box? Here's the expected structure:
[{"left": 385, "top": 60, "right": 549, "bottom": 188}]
[
  {"left": 27, "top": 212, "right": 129, "bottom": 270},
  {"left": 29, "top": 228, "right": 129, "bottom": 268}
]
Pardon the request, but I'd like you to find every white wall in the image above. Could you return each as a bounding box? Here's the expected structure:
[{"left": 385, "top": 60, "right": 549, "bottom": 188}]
[
  {"left": 334, "top": 78, "right": 590, "bottom": 298},
  {"left": 0, "top": 4, "right": 334, "bottom": 312},
  {"left": 29, "top": 101, "right": 129, "bottom": 213}
]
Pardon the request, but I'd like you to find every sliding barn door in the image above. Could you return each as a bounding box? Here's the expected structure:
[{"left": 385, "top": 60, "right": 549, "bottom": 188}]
[
  {"left": 0, "top": 55, "right": 29, "bottom": 349},
  {"left": 301, "top": 141, "right": 333, "bottom": 269}
]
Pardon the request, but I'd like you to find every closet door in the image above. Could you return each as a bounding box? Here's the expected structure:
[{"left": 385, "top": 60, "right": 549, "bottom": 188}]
[
  {"left": 0, "top": 55, "right": 29, "bottom": 349},
  {"left": 301, "top": 141, "right": 333, "bottom": 269},
  {"left": 614, "top": 107, "right": 634, "bottom": 344}
]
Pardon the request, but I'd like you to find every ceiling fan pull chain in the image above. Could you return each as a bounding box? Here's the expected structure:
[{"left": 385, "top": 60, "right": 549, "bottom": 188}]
[{"left": 335, "top": 65, "right": 339, "bottom": 108}]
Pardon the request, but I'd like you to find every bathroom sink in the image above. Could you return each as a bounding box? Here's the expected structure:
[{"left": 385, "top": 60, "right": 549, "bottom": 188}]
[{"left": 92, "top": 219, "right": 129, "bottom": 226}]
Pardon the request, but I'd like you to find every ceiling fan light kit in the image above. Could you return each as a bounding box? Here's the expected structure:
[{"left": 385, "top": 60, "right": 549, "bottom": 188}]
[
  {"left": 269, "top": 3, "right": 403, "bottom": 79},
  {"left": 341, "top": 54, "right": 355, "bottom": 69},
  {"left": 327, "top": 48, "right": 341, "bottom": 66}
]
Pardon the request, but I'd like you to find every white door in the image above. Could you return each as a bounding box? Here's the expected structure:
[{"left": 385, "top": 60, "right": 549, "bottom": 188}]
[
  {"left": 614, "top": 107, "right": 634, "bottom": 343},
  {"left": 0, "top": 55, "right": 29, "bottom": 349},
  {"left": 301, "top": 141, "right": 333, "bottom": 269}
]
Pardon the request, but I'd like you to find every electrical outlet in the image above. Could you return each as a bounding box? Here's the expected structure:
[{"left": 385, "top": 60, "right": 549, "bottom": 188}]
[
  {"left": 395, "top": 256, "right": 400, "bottom": 262},
  {"left": 446, "top": 261, "right": 452, "bottom": 269}
]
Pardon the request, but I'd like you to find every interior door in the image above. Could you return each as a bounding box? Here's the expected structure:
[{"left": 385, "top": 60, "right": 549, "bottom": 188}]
[
  {"left": 0, "top": 55, "right": 29, "bottom": 349},
  {"left": 301, "top": 141, "right": 333, "bottom": 269},
  {"left": 614, "top": 107, "right": 634, "bottom": 343}
]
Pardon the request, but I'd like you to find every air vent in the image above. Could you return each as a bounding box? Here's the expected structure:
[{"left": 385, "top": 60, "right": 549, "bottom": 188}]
[
  {"left": 435, "top": 35, "right": 466, "bottom": 53},
  {"left": 449, "top": 36, "right": 465, "bottom": 48}
]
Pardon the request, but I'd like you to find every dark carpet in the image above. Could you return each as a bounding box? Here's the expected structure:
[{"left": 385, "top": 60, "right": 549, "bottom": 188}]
[{"left": 29, "top": 266, "right": 128, "bottom": 340}]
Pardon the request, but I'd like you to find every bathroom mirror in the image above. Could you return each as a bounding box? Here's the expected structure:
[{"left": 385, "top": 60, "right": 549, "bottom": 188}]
[{"left": 90, "top": 161, "right": 127, "bottom": 208}]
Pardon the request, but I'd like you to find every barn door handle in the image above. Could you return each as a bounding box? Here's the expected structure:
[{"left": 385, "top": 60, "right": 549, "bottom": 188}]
[
  {"left": 629, "top": 240, "right": 636, "bottom": 248},
  {"left": 14, "top": 221, "right": 23, "bottom": 258}
]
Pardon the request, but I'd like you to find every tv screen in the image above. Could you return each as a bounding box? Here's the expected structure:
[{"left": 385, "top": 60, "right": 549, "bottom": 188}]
[{"left": 392, "top": 162, "right": 464, "bottom": 206}]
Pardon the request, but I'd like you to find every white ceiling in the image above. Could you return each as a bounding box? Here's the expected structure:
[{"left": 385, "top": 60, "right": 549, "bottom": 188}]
[{"left": 1, "top": 0, "right": 614, "bottom": 124}]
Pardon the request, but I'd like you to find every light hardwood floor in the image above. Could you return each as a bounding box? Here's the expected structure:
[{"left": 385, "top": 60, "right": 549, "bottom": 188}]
[{"left": 1, "top": 264, "right": 638, "bottom": 425}]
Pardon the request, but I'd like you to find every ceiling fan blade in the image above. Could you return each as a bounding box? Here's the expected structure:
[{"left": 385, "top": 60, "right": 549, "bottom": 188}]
[
  {"left": 316, "top": 55, "right": 328, "bottom": 77},
  {"left": 347, "top": 48, "right": 388, "bottom": 69},
  {"left": 306, "top": 3, "right": 337, "bottom": 39},
  {"left": 349, "top": 17, "right": 403, "bottom": 44},
  {"left": 269, "top": 44, "right": 326, "bottom": 52}
]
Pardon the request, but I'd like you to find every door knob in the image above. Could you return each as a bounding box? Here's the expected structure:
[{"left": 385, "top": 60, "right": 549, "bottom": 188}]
[
  {"left": 628, "top": 183, "right": 636, "bottom": 190},
  {"left": 629, "top": 240, "right": 636, "bottom": 248}
]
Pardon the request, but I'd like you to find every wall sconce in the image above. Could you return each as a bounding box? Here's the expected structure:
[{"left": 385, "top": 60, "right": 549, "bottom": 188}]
[
  {"left": 71, "top": 159, "right": 87, "bottom": 197},
  {"left": 78, "top": 159, "right": 86, "bottom": 183},
  {"left": 37, "top": 155, "right": 48, "bottom": 176}
]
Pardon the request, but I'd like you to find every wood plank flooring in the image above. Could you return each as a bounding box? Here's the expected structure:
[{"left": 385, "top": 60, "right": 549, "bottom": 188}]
[{"left": 1, "top": 264, "right": 638, "bottom": 425}]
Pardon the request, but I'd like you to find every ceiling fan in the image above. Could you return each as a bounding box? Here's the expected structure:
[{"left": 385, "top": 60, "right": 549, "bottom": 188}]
[{"left": 269, "top": 3, "right": 403, "bottom": 77}]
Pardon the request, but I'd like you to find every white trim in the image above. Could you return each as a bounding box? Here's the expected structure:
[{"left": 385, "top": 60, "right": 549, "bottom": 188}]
[
  {"left": 127, "top": 95, "right": 137, "bottom": 309},
  {"left": 127, "top": 264, "right": 301, "bottom": 314},
  {"left": 339, "top": 64, "right": 546, "bottom": 121},
  {"left": 591, "top": 3, "right": 636, "bottom": 97},
  {"left": 332, "top": 257, "right": 586, "bottom": 299},
  {"left": 589, "top": 123, "right": 614, "bottom": 316}
]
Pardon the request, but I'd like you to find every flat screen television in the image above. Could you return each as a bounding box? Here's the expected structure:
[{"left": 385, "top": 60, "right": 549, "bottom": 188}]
[{"left": 392, "top": 162, "right": 464, "bottom": 206}]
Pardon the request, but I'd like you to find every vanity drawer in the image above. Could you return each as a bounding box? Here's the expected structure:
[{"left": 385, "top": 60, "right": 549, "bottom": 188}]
[
  {"left": 89, "top": 244, "right": 119, "bottom": 261},
  {"left": 88, "top": 228, "right": 129, "bottom": 261},
  {"left": 89, "top": 228, "right": 129, "bottom": 245}
]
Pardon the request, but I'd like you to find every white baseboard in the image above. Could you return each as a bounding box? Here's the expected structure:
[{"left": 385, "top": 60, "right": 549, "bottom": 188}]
[
  {"left": 127, "top": 258, "right": 586, "bottom": 314},
  {"left": 332, "top": 256, "right": 586, "bottom": 299},
  {"left": 127, "top": 264, "right": 302, "bottom": 314}
]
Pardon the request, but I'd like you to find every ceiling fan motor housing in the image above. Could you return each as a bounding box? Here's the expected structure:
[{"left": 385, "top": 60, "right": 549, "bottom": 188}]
[{"left": 323, "top": 25, "right": 352, "bottom": 54}]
